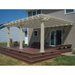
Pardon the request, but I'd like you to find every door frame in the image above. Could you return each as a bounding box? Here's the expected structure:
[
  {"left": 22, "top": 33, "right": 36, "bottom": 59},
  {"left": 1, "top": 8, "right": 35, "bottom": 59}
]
[{"left": 50, "top": 29, "right": 63, "bottom": 47}]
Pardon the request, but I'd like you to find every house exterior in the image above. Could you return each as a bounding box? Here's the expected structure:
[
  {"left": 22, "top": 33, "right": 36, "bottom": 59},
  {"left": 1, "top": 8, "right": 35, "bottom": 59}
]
[
  {"left": 1, "top": 9, "right": 73, "bottom": 63},
  {"left": 25, "top": 9, "right": 75, "bottom": 49},
  {"left": 0, "top": 24, "right": 25, "bottom": 43}
]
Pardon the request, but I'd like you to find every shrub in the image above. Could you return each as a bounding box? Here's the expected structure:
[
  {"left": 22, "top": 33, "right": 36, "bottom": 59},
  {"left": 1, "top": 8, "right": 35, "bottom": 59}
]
[{"left": 72, "top": 48, "right": 75, "bottom": 54}]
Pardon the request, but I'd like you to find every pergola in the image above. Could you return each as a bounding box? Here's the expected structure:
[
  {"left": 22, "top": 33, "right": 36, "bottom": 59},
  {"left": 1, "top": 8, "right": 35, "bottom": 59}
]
[{"left": 3, "top": 14, "right": 73, "bottom": 53}]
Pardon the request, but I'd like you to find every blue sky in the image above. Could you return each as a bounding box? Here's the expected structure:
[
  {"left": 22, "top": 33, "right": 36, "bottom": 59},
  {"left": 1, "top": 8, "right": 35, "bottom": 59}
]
[{"left": 0, "top": 9, "right": 28, "bottom": 29}]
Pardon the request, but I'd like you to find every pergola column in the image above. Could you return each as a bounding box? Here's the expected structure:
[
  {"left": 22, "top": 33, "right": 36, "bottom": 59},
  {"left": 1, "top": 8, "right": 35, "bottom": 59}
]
[
  {"left": 7, "top": 27, "right": 10, "bottom": 47},
  {"left": 40, "top": 22, "right": 45, "bottom": 53},
  {"left": 20, "top": 27, "right": 23, "bottom": 49}
]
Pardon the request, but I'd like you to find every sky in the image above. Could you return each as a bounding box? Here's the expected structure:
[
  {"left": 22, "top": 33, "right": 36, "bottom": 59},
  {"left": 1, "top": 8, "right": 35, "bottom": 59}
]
[{"left": 0, "top": 9, "right": 28, "bottom": 29}]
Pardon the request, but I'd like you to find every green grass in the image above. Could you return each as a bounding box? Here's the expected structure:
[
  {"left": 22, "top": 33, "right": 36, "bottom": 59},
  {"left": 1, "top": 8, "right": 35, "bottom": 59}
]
[
  {"left": 41, "top": 55, "right": 75, "bottom": 66},
  {"left": 0, "top": 43, "right": 75, "bottom": 65},
  {"left": 72, "top": 48, "right": 75, "bottom": 54},
  {"left": 0, "top": 42, "right": 27, "bottom": 47}
]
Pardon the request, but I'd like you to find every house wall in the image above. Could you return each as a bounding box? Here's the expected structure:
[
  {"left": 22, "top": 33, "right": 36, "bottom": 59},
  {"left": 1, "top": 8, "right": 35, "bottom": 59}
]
[
  {"left": 0, "top": 26, "right": 25, "bottom": 43},
  {"left": 28, "top": 9, "right": 75, "bottom": 49},
  {"left": 0, "top": 26, "right": 7, "bottom": 42},
  {"left": 28, "top": 26, "right": 71, "bottom": 46},
  {"left": 42, "top": 9, "right": 62, "bottom": 14},
  {"left": 28, "top": 9, "right": 63, "bottom": 16},
  {"left": 46, "top": 10, "right": 75, "bottom": 49},
  {"left": 28, "top": 28, "right": 34, "bottom": 45}
]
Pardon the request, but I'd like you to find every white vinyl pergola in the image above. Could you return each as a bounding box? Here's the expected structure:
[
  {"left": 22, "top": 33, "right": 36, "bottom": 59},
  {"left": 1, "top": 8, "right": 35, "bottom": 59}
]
[{"left": 3, "top": 14, "right": 73, "bottom": 53}]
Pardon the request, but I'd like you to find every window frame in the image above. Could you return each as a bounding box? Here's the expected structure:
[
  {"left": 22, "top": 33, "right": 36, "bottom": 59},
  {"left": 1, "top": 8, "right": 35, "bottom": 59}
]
[
  {"left": 32, "top": 10, "right": 37, "bottom": 16},
  {"left": 32, "top": 10, "right": 42, "bottom": 16},
  {"left": 65, "top": 9, "right": 75, "bottom": 14},
  {"left": 33, "top": 30, "right": 38, "bottom": 37},
  {"left": 37, "top": 10, "right": 42, "bottom": 15}
]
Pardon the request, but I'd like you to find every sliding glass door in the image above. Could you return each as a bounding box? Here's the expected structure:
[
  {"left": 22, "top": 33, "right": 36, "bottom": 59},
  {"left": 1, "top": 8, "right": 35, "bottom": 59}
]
[
  {"left": 50, "top": 30, "right": 63, "bottom": 47},
  {"left": 50, "top": 30, "right": 56, "bottom": 47}
]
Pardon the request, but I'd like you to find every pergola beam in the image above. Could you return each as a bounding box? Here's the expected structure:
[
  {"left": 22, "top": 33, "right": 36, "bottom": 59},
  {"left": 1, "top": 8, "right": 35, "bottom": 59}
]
[{"left": 4, "top": 14, "right": 73, "bottom": 28}]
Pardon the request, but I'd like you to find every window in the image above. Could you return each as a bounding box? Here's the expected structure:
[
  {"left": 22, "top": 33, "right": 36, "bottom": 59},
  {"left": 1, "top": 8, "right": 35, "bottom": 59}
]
[
  {"left": 37, "top": 10, "right": 41, "bottom": 14},
  {"left": 25, "top": 31, "right": 27, "bottom": 37},
  {"left": 33, "top": 30, "right": 38, "bottom": 37},
  {"left": 65, "top": 9, "right": 75, "bottom": 14},
  {"left": 33, "top": 11, "right": 36, "bottom": 16},
  {"left": 32, "top": 10, "right": 42, "bottom": 16}
]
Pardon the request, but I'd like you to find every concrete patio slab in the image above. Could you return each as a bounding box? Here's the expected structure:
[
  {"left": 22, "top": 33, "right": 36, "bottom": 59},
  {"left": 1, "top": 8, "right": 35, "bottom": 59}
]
[{"left": 62, "top": 52, "right": 75, "bottom": 56}]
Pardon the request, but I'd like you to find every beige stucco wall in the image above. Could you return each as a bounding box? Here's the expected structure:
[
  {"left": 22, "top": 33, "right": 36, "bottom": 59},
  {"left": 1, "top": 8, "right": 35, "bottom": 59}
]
[
  {"left": 28, "top": 10, "right": 75, "bottom": 49},
  {"left": 46, "top": 10, "right": 75, "bottom": 49},
  {"left": 42, "top": 9, "right": 62, "bottom": 14}
]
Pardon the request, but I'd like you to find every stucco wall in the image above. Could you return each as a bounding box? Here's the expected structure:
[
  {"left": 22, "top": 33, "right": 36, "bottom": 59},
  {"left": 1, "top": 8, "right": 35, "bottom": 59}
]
[
  {"left": 42, "top": 9, "right": 62, "bottom": 14},
  {"left": 46, "top": 10, "right": 75, "bottom": 49}
]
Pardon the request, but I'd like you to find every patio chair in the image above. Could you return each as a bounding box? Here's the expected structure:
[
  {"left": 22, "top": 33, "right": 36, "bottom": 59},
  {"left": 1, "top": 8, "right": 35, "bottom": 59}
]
[{"left": 14, "top": 41, "right": 19, "bottom": 47}]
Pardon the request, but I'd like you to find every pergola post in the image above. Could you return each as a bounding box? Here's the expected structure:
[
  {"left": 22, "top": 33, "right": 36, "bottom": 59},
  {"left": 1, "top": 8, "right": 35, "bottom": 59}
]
[
  {"left": 7, "top": 27, "right": 10, "bottom": 47},
  {"left": 40, "top": 22, "right": 45, "bottom": 53},
  {"left": 20, "top": 27, "right": 23, "bottom": 49}
]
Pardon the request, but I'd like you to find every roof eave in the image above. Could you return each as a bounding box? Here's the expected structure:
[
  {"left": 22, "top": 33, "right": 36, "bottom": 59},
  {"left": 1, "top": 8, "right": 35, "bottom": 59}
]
[{"left": 24, "top": 9, "right": 39, "bottom": 12}]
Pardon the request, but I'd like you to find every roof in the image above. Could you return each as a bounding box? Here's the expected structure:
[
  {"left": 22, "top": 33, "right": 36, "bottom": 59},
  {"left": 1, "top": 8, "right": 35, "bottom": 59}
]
[
  {"left": 0, "top": 24, "right": 5, "bottom": 28},
  {"left": 0, "top": 24, "right": 3, "bottom": 26},
  {"left": 3, "top": 14, "right": 73, "bottom": 28},
  {"left": 24, "top": 9, "right": 36, "bottom": 12},
  {"left": 24, "top": 9, "right": 63, "bottom": 12}
]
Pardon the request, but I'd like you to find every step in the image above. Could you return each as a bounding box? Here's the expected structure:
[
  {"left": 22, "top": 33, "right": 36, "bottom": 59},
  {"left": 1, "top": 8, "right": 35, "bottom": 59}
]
[
  {"left": 0, "top": 47, "right": 72, "bottom": 64},
  {"left": 0, "top": 48, "right": 33, "bottom": 58},
  {"left": 0, "top": 50, "right": 31, "bottom": 64},
  {"left": 0, "top": 49, "right": 61, "bottom": 60},
  {"left": 0, "top": 48, "right": 62, "bottom": 60},
  {"left": 0, "top": 50, "right": 62, "bottom": 64},
  {"left": 31, "top": 54, "right": 61, "bottom": 64},
  {"left": 0, "top": 50, "right": 61, "bottom": 64},
  {"left": 0, "top": 47, "right": 72, "bottom": 59}
]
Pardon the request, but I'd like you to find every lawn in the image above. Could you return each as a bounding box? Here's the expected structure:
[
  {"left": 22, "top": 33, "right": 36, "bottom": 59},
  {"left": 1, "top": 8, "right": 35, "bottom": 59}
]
[
  {"left": 0, "top": 42, "right": 27, "bottom": 47},
  {"left": 0, "top": 43, "right": 75, "bottom": 66}
]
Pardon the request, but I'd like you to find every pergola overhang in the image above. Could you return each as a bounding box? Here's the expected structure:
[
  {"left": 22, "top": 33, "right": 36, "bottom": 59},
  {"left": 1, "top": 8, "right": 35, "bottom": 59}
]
[
  {"left": 4, "top": 14, "right": 73, "bottom": 28},
  {"left": 3, "top": 14, "right": 73, "bottom": 53}
]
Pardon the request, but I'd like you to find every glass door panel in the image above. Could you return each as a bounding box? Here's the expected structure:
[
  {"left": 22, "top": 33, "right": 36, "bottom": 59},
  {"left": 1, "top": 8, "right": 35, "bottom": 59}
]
[
  {"left": 50, "top": 30, "right": 63, "bottom": 47},
  {"left": 50, "top": 30, "right": 56, "bottom": 47},
  {"left": 56, "top": 30, "right": 62, "bottom": 45}
]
